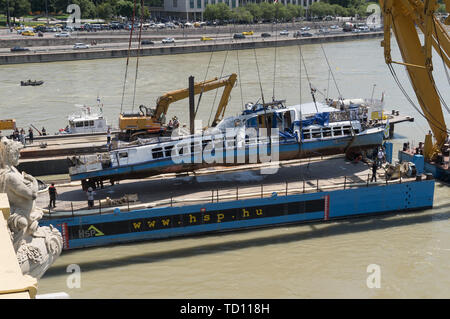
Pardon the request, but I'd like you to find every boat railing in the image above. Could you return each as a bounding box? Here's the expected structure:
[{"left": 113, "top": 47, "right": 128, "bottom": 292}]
[{"left": 44, "top": 172, "right": 419, "bottom": 220}]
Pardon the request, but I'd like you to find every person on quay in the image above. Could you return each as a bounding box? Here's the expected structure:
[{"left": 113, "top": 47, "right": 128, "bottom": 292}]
[{"left": 48, "top": 183, "right": 57, "bottom": 208}]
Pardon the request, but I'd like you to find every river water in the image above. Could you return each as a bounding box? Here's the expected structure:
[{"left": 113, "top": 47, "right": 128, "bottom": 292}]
[{"left": 1, "top": 37, "right": 449, "bottom": 298}]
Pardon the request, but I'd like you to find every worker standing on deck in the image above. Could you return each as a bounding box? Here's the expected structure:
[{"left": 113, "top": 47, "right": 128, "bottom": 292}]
[
  {"left": 377, "top": 147, "right": 384, "bottom": 168},
  {"left": 28, "top": 127, "right": 34, "bottom": 144},
  {"left": 42, "top": 127, "right": 47, "bottom": 136},
  {"left": 48, "top": 183, "right": 57, "bottom": 208},
  {"left": 106, "top": 127, "right": 111, "bottom": 150},
  {"left": 87, "top": 187, "right": 95, "bottom": 209},
  {"left": 371, "top": 161, "right": 377, "bottom": 182}
]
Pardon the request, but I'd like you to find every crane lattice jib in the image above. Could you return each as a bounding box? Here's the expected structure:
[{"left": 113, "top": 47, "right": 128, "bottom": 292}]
[{"left": 380, "top": 0, "right": 449, "bottom": 159}]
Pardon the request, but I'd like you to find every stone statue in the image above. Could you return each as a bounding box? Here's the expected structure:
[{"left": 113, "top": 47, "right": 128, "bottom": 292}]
[{"left": 0, "top": 137, "right": 63, "bottom": 279}]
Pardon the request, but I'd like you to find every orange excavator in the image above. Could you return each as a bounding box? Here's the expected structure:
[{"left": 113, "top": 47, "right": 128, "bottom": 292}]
[
  {"left": 380, "top": 0, "right": 449, "bottom": 161},
  {"left": 118, "top": 73, "right": 237, "bottom": 141}
]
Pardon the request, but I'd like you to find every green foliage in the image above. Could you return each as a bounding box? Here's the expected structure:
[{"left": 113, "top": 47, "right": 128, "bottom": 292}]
[
  {"left": 232, "top": 6, "right": 253, "bottom": 24},
  {"left": 97, "top": 2, "right": 114, "bottom": 20},
  {"left": 204, "top": 3, "right": 232, "bottom": 21}
]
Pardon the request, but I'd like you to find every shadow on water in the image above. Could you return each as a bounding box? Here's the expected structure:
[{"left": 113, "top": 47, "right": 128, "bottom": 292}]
[{"left": 42, "top": 203, "right": 450, "bottom": 278}]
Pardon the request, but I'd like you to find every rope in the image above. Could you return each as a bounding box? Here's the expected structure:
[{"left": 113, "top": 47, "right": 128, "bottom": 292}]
[
  {"left": 131, "top": 0, "right": 144, "bottom": 113},
  {"left": 119, "top": 0, "right": 137, "bottom": 114},
  {"left": 236, "top": 49, "right": 244, "bottom": 111},
  {"left": 388, "top": 63, "right": 450, "bottom": 134},
  {"left": 299, "top": 47, "right": 318, "bottom": 112},
  {"left": 298, "top": 45, "right": 302, "bottom": 105},
  {"left": 320, "top": 44, "right": 342, "bottom": 99},
  {"left": 272, "top": 23, "right": 278, "bottom": 101},
  {"left": 195, "top": 26, "right": 222, "bottom": 117},
  {"left": 207, "top": 49, "right": 229, "bottom": 126}
]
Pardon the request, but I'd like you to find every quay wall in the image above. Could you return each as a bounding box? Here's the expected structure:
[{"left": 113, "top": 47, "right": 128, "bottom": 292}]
[{"left": 0, "top": 32, "right": 383, "bottom": 65}]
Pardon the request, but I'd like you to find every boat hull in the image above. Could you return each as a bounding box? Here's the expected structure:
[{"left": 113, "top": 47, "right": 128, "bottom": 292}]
[{"left": 70, "top": 129, "right": 384, "bottom": 184}]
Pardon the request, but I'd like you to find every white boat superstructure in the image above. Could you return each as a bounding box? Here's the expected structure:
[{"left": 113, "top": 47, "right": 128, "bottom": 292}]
[{"left": 66, "top": 105, "right": 108, "bottom": 134}]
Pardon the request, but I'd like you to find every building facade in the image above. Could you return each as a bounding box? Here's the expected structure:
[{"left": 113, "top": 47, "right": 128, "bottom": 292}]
[{"left": 163, "top": 0, "right": 320, "bottom": 20}]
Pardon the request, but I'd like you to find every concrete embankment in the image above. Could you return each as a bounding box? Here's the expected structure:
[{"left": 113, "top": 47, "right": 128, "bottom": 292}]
[{"left": 0, "top": 32, "right": 382, "bottom": 65}]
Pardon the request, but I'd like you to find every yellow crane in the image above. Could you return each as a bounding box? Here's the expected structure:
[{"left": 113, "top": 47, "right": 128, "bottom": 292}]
[
  {"left": 0, "top": 119, "right": 16, "bottom": 131},
  {"left": 119, "top": 73, "right": 237, "bottom": 140},
  {"left": 380, "top": 0, "right": 450, "bottom": 160}
]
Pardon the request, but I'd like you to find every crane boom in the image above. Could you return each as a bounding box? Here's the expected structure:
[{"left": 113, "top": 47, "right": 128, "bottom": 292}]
[
  {"left": 380, "top": 0, "right": 449, "bottom": 159},
  {"left": 118, "top": 73, "right": 237, "bottom": 139}
]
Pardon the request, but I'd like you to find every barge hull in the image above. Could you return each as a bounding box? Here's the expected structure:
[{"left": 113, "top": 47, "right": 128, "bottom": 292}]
[{"left": 40, "top": 179, "right": 434, "bottom": 250}]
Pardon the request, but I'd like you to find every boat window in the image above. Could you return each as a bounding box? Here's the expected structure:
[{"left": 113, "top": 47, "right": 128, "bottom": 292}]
[
  {"left": 311, "top": 130, "right": 322, "bottom": 139},
  {"left": 164, "top": 145, "right": 174, "bottom": 157},
  {"left": 89, "top": 120, "right": 94, "bottom": 126},
  {"left": 322, "top": 128, "right": 332, "bottom": 138},
  {"left": 118, "top": 152, "right": 128, "bottom": 158},
  {"left": 177, "top": 144, "right": 187, "bottom": 155},
  {"left": 84, "top": 121, "right": 89, "bottom": 127},
  {"left": 75, "top": 121, "right": 83, "bottom": 127},
  {"left": 343, "top": 126, "right": 352, "bottom": 135},
  {"left": 354, "top": 129, "right": 359, "bottom": 134},
  {"left": 283, "top": 111, "right": 292, "bottom": 129},
  {"left": 333, "top": 127, "right": 343, "bottom": 136},
  {"left": 152, "top": 147, "right": 164, "bottom": 159},
  {"left": 303, "top": 130, "right": 312, "bottom": 140}
]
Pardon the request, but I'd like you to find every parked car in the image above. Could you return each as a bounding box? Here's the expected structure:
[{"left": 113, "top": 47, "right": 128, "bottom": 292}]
[
  {"left": 233, "top": 33, "right": 245, "bottom": 39},
  {"left": 162, "top": 37, "right": 175, "bottom": 43},
  {"left": 21, "top": 30, "right": 35, "bottom": 36},
  {"left": 200, "top": 36, "right": 213, "bottom": 41},
  {"left": 73, "top": 43, "right": 90, "bottom": 49},
  {"left": 10, "top": 46, "right": 30, "bottom": 52},
  {"left": 280, "top": 30, "right": 289, "bottom": 36},
  {"left": 300, "top": 32, "right": 313, "bottom": 37},
  {"left": 300, "top": 26, "right": 311, "bottom": 31},
  {"left": 141, "top": 40, "right": 154, "bottom": 45},
  {"left": 318, "top": 28, "right": 330, "bottom": 34},
  {"left": 261, "top": 32, "right": 271, "bottom": 38},
  {"left": 242, "top": 31, "right": 254, "bottom": 35},
  {"left": 55, "top": 32, "right": 70, "bottom": 37}
]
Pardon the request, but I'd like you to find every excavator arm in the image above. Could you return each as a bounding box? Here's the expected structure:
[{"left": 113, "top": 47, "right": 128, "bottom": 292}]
[
  {"left": 154, "top": 73, "right": 237, "bottom": 125},
  {"left": 380, "top": 0, "right": 449, "bottom": 160}
]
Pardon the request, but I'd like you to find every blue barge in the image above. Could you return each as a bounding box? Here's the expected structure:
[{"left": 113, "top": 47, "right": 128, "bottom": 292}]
[
  {"left": 40, "top": 178, "right": 435, "bottom": 250},
  {"left": 398, "top": 150, "right": 450, "bottom": 182}
]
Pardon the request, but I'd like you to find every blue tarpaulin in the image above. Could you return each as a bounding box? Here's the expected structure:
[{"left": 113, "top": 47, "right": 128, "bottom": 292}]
[{"left": 292, "top": 112, "right": 330, "bottom": 128}]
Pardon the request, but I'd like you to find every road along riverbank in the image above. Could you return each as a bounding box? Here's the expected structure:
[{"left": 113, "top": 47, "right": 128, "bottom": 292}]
[{"left": 0, "top": 31, "right": 382, "bottom": 65}]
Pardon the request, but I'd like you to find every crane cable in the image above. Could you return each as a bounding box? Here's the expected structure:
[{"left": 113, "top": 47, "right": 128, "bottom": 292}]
[
  {"left": 430, "top": 18, "right": 450, "bottom": 114},
  {"left": 195, "top": 26, "right": 222, "bottom": 117},
  {"left": 388, "top": 63, "right": 450, "bottom": 134},
  {"left": 320, "top": 44, "right": 343, "bottom": 100},
  {"left": 299, "top": 47, "right": 318, "bottom": 112},
  {"left": 236, "top": 47, "right": 244, "bottom": 111},
  {"left": 120, "top": 0, "right": 137, "bottom": 114},
  {"left": 207, "top": 47, "right": 229, "bottom": 126},
  {"left": 131, "top": 0, "right": 145, "bottom": 113},
  {"left": 272, "top": 22, "right": 278, "bottom": 102},
  {"left": 388, "top": 13, "right": 449, "bottom": 134}
]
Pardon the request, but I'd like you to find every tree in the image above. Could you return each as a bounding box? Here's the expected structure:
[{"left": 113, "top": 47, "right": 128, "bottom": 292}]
[
  {"left": 232, "top": 7, "right": 253, "bottom": 24},
  {"left": 97, "top": 2, "right": 113, "bottom": 20},
  {"left": 71, "top": 0, "right": 96, "bottom": 18},
  {"left": 259, "top": 2, "right": 275, "bottom": 21},
  {"left": 10, "top": 0, "right": 31, "bottom": 20},
  {"left": 245, "top": 3, "right": 262, "bottom": 22},
  {"left": 116, "top": 0, "right": 134, "bottom": 18}
]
